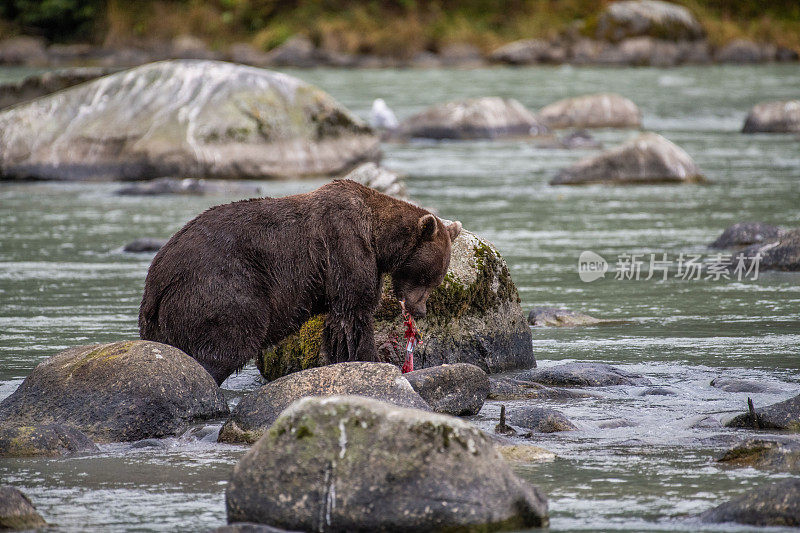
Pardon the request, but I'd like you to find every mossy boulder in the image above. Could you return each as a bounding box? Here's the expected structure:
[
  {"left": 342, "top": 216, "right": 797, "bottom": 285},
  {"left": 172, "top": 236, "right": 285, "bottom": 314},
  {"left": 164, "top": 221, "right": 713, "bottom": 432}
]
[
  {"left": 225, "top": 395, "right": 549, "bottom": 531},
  {"left": 218, "top": 362, "right": 430, "bottom": 444},
  {"left": 0, "top": 424, "right": 98, "bottom": 458},
  {"left": 0, "top": 60, "right": 379, "bottom": 181},
  {"left": 0, "top": 486, "right": 47, "bottom": 530},
  {"left": 257, "top": 228, "right": 535, "bottom": 380},
  {"left": 0, "top": 341, "right": 229, "bottom": 442}
]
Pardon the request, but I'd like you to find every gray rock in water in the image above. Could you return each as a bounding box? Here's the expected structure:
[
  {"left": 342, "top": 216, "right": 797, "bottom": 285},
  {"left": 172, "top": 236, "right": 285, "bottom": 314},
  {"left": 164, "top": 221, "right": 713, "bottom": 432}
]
[
  {"left": 509, "top": 407, "right": 577, "bottom": 433},
  {"left": 0, "top": 341, "right": 229, "bottom": 442},
  {"left": 726, "top": 392, "right": 800, "bottom": 430},
  {"left": 341, "top": 163, "right": 408, "bottom": 200},
  {"left": 214, "top": 524, "right": 303, "bottom": 533},
  {"left": 0, "top": 486, "right": 47, "bottom": 530},
  {"left": 218, "top": 362, "right": 430, "bottom": 444},
  {"left": 715, "top": 39, "right": 776, "bottom": 64},
  {"left": 0, "top": 424, "right": 98, "bottom": 457},
  {"left": 698, "top": 478, "right": 800, "bottom": 526},
  {"left": 528, "top": 307, "right": 601, "bottom": 327},
  {"left": 225, "top": 395, "right": 549, "bottom": 531},
  {"left": 116, "top": 177, "right": 263, "bottom": 196},
  {"left": 122, "top": 238, "right": 168, "bottom": 253},
  {"left": 489, "top": 377, "right": 599, "bottom": 400},
  {"left": 595, "top": 1, "right": 705, "bottom": 43},
  {"left": 0, "top": 60, "right": 379, "bottom": 181},
  {"left": 404, "top": 363, "right": 489, "bottom": 416},
  {"left": 523, "top": 363, "right": 651, "bottom": 387},
  {"left": 551, "top": 132, "right": 704, "bottom": 185},
  {"left": 639, "top": 386, "right": 677, "bottom": 396},
  {"left": 710, "top": 222, "right": 785, "bottom": 249},
  {"left": 742, "top": 100, "right": 800, "bottom": 133},
  {"left": 537, "top": 93, "right": 641, "bottom": 129},
  {"left": 398, "top": 97, "right": 547, "bottom": 140},
  {"left": 0, "top": 67, "right": 116, "bottom": 110},
  {"left": 710, "top": 377, "right": 784, "bottom": 394},
  {"left": 718, "top": 436, "right": 800, "bottom": 474},
  {"left": 735, "top": 228, "right": 800, "bottom": 271},
  {"left": 0, "top": 36, "right": 48, "bottom": 66},
  {"left": 488, "top": 39, "right": 563, "bottom": 65}
]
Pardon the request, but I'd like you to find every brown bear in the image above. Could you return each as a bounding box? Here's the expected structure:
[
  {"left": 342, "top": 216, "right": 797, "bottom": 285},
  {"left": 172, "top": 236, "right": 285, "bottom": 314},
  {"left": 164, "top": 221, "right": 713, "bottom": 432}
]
[{"left": 139, "top": 179, "right": 461, "bottom": 385}]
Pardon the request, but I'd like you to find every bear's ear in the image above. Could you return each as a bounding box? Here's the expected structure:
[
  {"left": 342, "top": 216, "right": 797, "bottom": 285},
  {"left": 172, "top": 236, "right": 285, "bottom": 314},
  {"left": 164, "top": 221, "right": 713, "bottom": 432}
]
[
  {"left": 447, "top": 221, "right": 462, "bottom": 241},
  {"left": 418, "top": 214, "right": 438, "bottom": 241}
]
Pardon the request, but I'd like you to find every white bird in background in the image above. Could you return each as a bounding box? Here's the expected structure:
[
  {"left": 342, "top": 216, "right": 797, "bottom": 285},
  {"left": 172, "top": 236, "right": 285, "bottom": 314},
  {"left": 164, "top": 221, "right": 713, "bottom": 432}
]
[{"left": 370, "top": 98, "right": 399, "bottom": 130}]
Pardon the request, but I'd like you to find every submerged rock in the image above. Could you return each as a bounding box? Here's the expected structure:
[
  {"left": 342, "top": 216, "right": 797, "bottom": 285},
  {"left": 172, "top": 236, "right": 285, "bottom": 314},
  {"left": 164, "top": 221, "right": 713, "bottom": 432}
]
[
  {"left": 537, "top": 93, "right": 641, "bottom": 129},
  {"left": 122, "top": 238, "right": 167, "bottom": 253},
  {"left": 342, "top": 162, "right": 408, "bottom": 200},
  {"left": 116, "top": 177, "right": 264, "bottom": 196},
  {"left": 0, "top": 60, "right": 379, "bottom": 181},
  {"left": 398, "top": 97, "right": 547, "bottom": 140},
  {"left": 0, "top": 486, "right": 47, "bottom": 530},
  {"left": 508, "top": 407, "right": 577, "bottom": 433},
  {"left": 258, "top": 227, "right": 535, "bottom": 380},
  {"left": 718, "top": 437, "right": 800, "bottom": 474},
  {"left": 550, "top": 132, "right": 703, "bottom": 185},
  {"left": 709, "top": 222, "right": 785, "bottom": 249},
  {"left": 742, "top": 100, "right": 800, "bottom": 133},
  {"left": 528, "top": 307, "right": 601, "bottom": 327},
  {"left": 218, "top": 362, "right": 429, "bottom": 444},
  {"left": 523, "top": 363, "right": 651, "bottom": 387},
  {"left": 536, "top": 130, "right": 603, "bottom": 150},
  {"left": 726, "top": 393, "right": 800, "bottom": 430},
  {"left": 698, "top": 478, "right": 800, "bottom": 526},
  {"left": 403, "top": 363, "right": 489, "bottom": 416},
  {"left": 225, "top": 395, "right": 549, "bottom": 530},
  {"left": 497, "top": 444, "right": 556, "bottom": 463},
  {"left": 488, "top": 377, "right": 598, "bottom": 400},
  {"left": 710, "top": 377, "right": 784, "bottom": 394},
  {"left": 595, "top": 0, "right": 705, "bottom": 43},
  {"left": 736, "top": 228, "right": 800, "bottom": 271},
  {"left": 0, "top": 341, "right": 229, "bottom": 442},
  {"left": 0, "top": 424, "right": 98, "bottom": 457},
  {"left": 0, "top": 67, "right": 116, "bottom": 110}
]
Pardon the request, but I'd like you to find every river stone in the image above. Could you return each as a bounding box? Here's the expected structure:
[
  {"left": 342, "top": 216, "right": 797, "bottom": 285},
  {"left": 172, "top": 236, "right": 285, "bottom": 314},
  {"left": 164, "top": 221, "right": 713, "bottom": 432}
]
[
  {"left": 0, "top": 60, "right": 379, "bottom": 181},
  {"left": 403, "top": 363, "right": 489, "bottom": 416},
  {"left": 508, "top": 407, "right": 577, "bottom": 433},
  {"left": 735, "top": 228, "right": 800, "bottom": 271},
  {"left": 0, "top": 341, "right": 229, "bottom": 442},
  {"left": 122, "top": 238, "right": 168, "bottom": 253},
  {"left": 537, "top": 93, "right": 641, "bottom": 129},
  {"left": 528, "top": 307, "right": 601, "bottom": 327},
  {"left": 726, "top": 392, "right": 800, "bottom": 430},
  {"left": 488, "top": 39, "right": 559, "bottom": 65},
  {"left": 342, "top": 162, "right": 408, "bottom": 200},
  {"left": 218, "top": 362, "right": 430, "bottom": 444},
  {"left": 0, "top": 424, "right": 98, "bottom": 458},
  {"left": 397, "top": 97, "right": 547, "bottom": 140},
  {"left": 710, "top": 222, "right": 785, "bottom": 249},
  {"left": 718, "top": 437, "right": 800, "bottom": 474},
  {"left": 497, "top": 444, "right": 556, "bottom": 463},
  {"left": 523, "top": 363, "right": 651, "bottom": 387},
  {"left": 215, "top": 525, "right": 302, "bottom": 533},
  {"left": 257, "top": 228, "right": 535, "bottom": 380},
  {"left": 536, "top": 130, "right": 603, "bottom": 150},
  {"left": 742, "top": 100, "right": 800, "bottom": 133},
  {"left": 0, "top": 67, "right": 116, "bottom": 110},
  {"left": 225, "top": 395, "right": 549, "bottom": 531},
  {"left": 698, "top": 478, "right": 800, "bottom": 527},
  {"left": 595, "top": 1, "right": 705, "bottom": 43},
  {"left": 715, "top": 40, "right": 775, "bottom": 64},
  {"left": 710, "top": 377, "right": 784, "bottom": 394},
  {"left": 488, "top": 377, "right": 598, "bottom": 400},
  {"left": 116, "top": 177, "right": 263, "bottom": 196},
  {"left": 0, "top": 486, "right": 47, "bottom": 530},
  {"left": 550, "top": 132, "right": 703, "bottom": 185}
]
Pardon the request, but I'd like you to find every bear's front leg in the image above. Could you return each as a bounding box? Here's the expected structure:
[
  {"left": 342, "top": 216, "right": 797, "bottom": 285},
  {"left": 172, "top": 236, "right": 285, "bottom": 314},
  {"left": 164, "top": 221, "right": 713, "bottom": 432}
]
[{"left": 321, "top": 311, "right": 379, "bottom": 364}]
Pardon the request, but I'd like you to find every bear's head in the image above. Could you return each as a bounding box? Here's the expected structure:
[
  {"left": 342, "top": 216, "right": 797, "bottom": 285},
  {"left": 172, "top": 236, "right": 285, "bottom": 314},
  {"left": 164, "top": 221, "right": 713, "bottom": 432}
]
[{"left": 392, "top": 215, "right": 462, "bottom": 319}]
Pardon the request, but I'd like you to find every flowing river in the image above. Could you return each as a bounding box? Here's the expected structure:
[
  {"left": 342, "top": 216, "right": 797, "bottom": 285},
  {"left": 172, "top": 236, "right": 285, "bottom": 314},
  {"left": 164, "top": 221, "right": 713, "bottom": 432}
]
[{"left": 1, "top": 64, "right": 799, "bottom": 532}]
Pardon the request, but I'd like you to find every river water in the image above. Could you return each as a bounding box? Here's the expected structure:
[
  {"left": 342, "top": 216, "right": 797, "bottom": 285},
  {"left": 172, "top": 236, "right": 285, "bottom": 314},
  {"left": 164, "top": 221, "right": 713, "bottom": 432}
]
[{"left": 0, "top": 64, "right": 799, "bottom": 532}]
